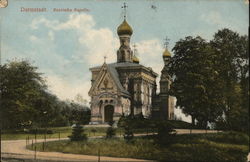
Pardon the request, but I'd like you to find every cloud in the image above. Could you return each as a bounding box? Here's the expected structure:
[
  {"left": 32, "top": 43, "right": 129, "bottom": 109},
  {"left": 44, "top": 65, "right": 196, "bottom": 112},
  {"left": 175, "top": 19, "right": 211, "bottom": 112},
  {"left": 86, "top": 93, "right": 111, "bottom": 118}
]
[
  {"left": 31, "top": 14, "right": 95, "bottom": 31},
  {"left": 30, "top": 14, "right": 165, "bottom": 72},
  {"left": 28, "top": 13, "right": 120, "bottom": 101},
  {"left": 137, "top": 39, "right": 163, "bottom": 74},
  {"left": 136, "top": 39, "right": 165, "bottom": 93},
  {"left": 78, "top": 28, "right": 119, "bottom": 65},
  {"left": 46, "top": 74, "right": 91, "bottom": 103},
  {"left": 31, "top": 14, "right": 119, "bottom": 65}
]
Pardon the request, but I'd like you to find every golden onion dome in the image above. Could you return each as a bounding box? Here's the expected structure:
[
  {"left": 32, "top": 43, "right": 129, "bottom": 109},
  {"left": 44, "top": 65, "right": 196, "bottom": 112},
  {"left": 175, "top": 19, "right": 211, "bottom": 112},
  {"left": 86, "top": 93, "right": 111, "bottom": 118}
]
[
  {"left": 117, "top": 20, "right": 133, "bottom": 36},
  {"left": 163, "top": 48, "right": 171, "bottom": 57},
  {"left": 132, "top": 55, "right": 139, "bottom": 63}
]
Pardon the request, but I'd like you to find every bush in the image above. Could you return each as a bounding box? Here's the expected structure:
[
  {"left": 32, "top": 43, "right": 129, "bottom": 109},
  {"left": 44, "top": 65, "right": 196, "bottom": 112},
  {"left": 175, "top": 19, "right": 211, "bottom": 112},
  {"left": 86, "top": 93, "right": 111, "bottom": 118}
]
[
  {"left": 106, "top": 127, "right": 116, "bottom": 138},
  {"left": 156, "top": 121, "right": 176, "bottom": 145},
  {"left": 106, "top": 121, "right": 116, "bottom": 139},
  {"left": 123, "top": 126, "right": 134, "bottom": 143},
  {"left": 68, "top": 124, "right": 87, "bottom": 141}
]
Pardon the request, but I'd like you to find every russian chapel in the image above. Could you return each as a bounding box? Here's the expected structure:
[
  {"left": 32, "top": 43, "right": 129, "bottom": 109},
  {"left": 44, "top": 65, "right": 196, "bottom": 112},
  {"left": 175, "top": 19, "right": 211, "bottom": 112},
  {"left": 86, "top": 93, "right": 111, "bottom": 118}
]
[{"left": 88, "top": 11, "right": 174, "bottom": 123}]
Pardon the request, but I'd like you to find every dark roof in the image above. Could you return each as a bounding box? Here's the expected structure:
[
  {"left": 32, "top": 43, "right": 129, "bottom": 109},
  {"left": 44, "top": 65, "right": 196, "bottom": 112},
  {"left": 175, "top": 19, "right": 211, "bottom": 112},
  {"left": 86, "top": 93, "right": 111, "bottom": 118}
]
[
  {"left": 90, "top": 62, "right": 158, "bottom": 77},
  {"left": 107, "top": 64, "right": 130, "bottom": 95}
]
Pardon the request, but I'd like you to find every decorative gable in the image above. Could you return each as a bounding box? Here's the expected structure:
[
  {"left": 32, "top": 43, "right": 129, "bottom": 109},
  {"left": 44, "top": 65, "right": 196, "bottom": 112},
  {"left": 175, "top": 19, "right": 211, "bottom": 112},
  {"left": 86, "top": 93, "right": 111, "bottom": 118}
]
[
  {"left": 89, "top": 63, "right": 125, "bottom": 96},
  {"left": 96, "top": 72, "right": 116, "bottom": 91}
]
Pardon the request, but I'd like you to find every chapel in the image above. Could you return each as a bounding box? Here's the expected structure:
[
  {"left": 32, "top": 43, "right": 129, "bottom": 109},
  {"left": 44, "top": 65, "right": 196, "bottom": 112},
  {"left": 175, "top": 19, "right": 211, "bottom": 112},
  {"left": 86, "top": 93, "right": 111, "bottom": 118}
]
[{"left": 88, "top": 16, "right": 174, "bottom": 123}]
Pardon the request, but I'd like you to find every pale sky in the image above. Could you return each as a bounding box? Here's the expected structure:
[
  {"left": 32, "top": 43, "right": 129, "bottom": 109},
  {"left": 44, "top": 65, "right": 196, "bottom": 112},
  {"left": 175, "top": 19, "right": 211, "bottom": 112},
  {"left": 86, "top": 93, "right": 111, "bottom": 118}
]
[{"left": 0, "top": 0, "right": 248, "bottom": 122}]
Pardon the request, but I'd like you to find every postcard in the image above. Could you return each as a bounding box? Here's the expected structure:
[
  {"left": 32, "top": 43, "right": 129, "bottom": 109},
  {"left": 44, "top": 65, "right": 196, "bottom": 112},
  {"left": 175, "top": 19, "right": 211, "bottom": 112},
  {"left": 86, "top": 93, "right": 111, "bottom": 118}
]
[{"left": 0, "top": 0, "right": 249, "bottom": 161}]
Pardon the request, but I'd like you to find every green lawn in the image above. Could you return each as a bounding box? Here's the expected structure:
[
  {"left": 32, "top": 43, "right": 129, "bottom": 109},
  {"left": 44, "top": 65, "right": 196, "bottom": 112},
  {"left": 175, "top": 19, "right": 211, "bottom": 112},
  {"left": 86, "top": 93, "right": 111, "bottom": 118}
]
[
  {"left": 1, "top": 127, "right": 112, "bottom": 140},
  {"left": 1, "top": 126, "right": 158, "bottom": 140},
  {"left": 1, "top": 120, "right": 194, "bottom": 140},
  {"left": 27, "top": 132, "right": 249, "bottom": 162}
]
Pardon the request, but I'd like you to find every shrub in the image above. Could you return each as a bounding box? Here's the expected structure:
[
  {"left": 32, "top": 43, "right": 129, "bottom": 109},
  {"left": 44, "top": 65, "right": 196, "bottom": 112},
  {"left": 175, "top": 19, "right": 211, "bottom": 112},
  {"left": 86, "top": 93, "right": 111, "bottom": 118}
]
[
  {"left": 123, "top": 126, "right": 134, "bottom": 143},
  {"left": 117, "top": 114, "right": 127, "bottom": 128},
  {"left": 68, "top": 124, "right": 87, "bottom": 141},
  {"left": 106, "top": 121, "right": 116, "bottom": 139},
  {"left": 156, "top": 121, "right": 176, "bottom": 145}
]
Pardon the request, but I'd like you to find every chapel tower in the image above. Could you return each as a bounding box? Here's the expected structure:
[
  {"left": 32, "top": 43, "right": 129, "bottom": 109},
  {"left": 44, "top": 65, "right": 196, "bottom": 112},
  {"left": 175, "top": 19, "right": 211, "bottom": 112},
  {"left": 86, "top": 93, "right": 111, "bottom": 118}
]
[
  {"left": 116, "top": 3, "right": 134, "bottom": 63},
  {"left": 116, "top": 19, "right": 133, "bottom": 63},
  {"left": 158, "top": 44, "right": 175, "bottom": 120},
  {"left": 160, "top": 48, "right": 171, "bottom": 94}
]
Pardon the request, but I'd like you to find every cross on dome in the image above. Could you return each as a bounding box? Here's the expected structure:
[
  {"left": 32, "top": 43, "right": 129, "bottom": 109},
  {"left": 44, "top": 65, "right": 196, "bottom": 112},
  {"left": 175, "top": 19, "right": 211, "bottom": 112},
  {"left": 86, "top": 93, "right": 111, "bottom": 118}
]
[
  {"left": 121, "top": 2, "right": 128, "bottom": 19},
  {"left": 163, "top": 36, "right": 171, "bottom": 57},
  {"left": 104, "top": 55, "right": 107, "bottom": 63},
  {"left": 164, "top": 36, "right": 170, "bottom": 49}
]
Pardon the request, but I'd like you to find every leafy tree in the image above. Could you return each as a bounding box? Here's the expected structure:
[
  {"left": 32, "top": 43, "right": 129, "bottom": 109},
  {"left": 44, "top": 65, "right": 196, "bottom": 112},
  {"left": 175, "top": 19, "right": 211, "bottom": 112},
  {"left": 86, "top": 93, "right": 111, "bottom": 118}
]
[
  {"left": 169, "top": 29, "right": 248, "bottom": 131},
  {"left": 0, "top": 60, "right": 46, "bottom": 129},
  {"left": 169, "top": 36, "right": 225, "bottom": 128},
  {"left": 211, "top": 29, "right": 249, "bottom": 132},
  {"left": 0, "top": 60, "right": 91, "bottom": 129},
  {"left": 68, "top": 102, "right": 91, "bottom": 125}
]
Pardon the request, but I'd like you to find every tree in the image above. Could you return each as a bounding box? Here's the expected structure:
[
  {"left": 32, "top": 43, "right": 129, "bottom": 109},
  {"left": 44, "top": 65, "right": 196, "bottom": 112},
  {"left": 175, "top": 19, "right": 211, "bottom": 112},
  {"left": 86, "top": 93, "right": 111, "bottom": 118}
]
[
  {"left": 68, "top": 102, "right": 91, "bottom": 125},
  {"left": 211, "top": 29, "right": 249, "bottom": 132},
  {"left": 169, "top": 36, "right": 225, "bottom": 128},
  {"left": 68, "top": 125, "right": 87, "bottom": 141},
  {"left": 117, "top": 114, "right": 134, "bottom": 142},
  {"left": 0, "top": 60, "right": 92, "bottom": 129},
  {"left": 169, "top": 29, "right": 248, "bottom": 131},
  {"left": 74, "top": 93, "right": 88, "bottom": 105},
  {"left": 0, "top": 60, "right": 47, "bottom": 129}
]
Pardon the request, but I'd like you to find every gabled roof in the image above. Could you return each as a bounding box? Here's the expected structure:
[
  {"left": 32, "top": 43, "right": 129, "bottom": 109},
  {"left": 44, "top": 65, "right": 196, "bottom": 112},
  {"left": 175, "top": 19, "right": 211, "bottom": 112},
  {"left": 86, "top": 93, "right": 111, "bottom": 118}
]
[{"left": 88, "top": 63, "right": 130, "bottom": 96}]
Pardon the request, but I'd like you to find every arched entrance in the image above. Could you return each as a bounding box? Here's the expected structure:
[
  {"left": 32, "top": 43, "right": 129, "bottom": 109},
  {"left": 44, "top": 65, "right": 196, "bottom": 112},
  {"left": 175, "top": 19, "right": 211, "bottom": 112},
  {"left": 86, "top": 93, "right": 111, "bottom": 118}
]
[{"left": 104, "top": 105, "right": 114, "bottom": 123}]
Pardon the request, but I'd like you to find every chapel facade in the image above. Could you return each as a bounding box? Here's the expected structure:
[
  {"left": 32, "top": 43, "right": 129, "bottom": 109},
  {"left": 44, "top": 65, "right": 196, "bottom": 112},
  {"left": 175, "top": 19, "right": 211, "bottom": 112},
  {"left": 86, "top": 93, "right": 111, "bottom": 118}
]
[{"left": 88, "top": 18, "right": 174, "bottom": 123}]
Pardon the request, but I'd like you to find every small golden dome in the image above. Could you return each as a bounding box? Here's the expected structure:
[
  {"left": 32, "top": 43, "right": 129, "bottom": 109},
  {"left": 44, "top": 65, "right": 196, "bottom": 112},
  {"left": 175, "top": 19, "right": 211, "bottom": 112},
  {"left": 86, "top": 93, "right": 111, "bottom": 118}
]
[
  {"left": 132, "top": 55, "right": 139, "bottom": 63},
  {"left": 163, "top": 48, "right": 171, "bottom": 57},
  {"left": 117, "top": 20, "right": 133, "bottom": 36}
]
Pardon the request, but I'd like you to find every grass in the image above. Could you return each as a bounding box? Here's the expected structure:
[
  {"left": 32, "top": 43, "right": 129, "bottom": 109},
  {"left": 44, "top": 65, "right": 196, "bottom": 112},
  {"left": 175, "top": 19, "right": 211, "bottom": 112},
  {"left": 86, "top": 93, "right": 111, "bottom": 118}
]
[
  {"left": 0, "top": 120, "right": 195, "bottom": 140},
  {"left": 1, "top": 126, "right": 159, "bottom": 140},
  {"left": 1, "top": 127, "right": 110, "bottom": 140},
  {"left": 27, "top": 132, "right": 249, "bottom": 162}
]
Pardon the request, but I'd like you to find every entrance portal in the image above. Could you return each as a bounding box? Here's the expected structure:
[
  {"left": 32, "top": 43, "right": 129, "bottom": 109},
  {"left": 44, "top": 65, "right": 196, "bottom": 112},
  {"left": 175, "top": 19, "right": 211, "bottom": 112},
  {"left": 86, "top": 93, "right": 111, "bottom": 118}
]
[{"left": 104, "top": 105, "right": 114, "bottom": 123}]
